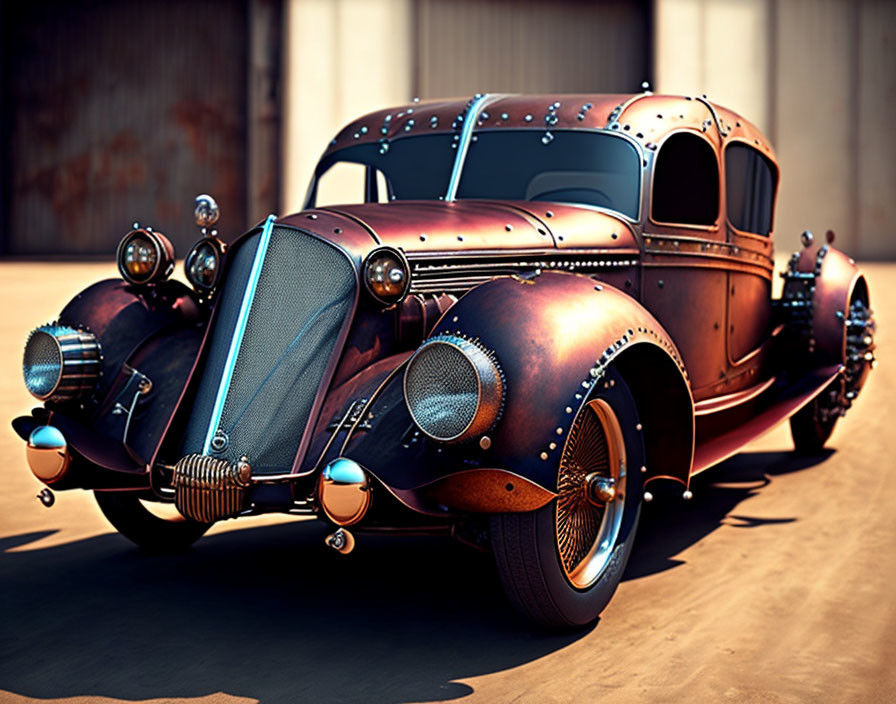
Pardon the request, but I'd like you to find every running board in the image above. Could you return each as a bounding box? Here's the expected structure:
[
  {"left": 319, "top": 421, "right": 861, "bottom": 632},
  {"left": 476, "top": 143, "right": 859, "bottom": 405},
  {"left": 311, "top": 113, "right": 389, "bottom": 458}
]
[{"left": 692, "top": 364, "right": 842, "bottom": 474}]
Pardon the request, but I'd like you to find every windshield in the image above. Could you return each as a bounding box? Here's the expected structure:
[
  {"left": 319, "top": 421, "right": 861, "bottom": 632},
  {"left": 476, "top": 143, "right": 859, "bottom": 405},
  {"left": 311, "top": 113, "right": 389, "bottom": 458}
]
[
  {"left": 457, "top": 130, "right": 641, "bottom": 219},
  {"left": 315, "top": 134, "right": 455, "bottom": 201},
  {"left": 314, "top": 129, "right": 641, "bottom": 219}
]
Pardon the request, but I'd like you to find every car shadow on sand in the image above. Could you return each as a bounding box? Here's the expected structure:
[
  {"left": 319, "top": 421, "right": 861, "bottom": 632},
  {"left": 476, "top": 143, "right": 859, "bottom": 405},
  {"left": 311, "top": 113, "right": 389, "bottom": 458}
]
[{"left": 0, "top": 448, "right": 832, "bottom": 704}]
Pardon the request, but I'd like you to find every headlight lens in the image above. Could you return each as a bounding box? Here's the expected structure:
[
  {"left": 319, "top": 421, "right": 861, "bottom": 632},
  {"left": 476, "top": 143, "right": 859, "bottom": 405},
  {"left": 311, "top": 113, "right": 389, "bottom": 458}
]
[
  {"left": 116, "top": 229, "right": 175, "bottom": 284},
  {"left": 185, "top": 239, "right": 222, "bottom": 292},
  {"left": 403, "top": 334, "right": 504, "bottom": 443},
  {"left": 363, "top": 247, "right": 410, "bottom": 304},
  {"left": 23, "top": 324, "right": 101, "bottom": 402}
]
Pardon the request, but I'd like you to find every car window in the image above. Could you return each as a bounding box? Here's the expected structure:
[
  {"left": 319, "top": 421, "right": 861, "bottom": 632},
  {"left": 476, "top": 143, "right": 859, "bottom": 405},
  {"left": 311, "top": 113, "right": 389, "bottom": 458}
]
[
  {"left": 456, "top": 130, "right": 641, "bottom": 219},
  {"left": 725, "top": 142, "right": 776, "bottom": 236},
  {"left": 313, "top": 134, "right": 456, "bottom": 204},
  {"left": 652, "top": 132, "right": 719, "bottom": 226},
  {"left": 314, "top": 162, "right": 390, "bottom": 206}
]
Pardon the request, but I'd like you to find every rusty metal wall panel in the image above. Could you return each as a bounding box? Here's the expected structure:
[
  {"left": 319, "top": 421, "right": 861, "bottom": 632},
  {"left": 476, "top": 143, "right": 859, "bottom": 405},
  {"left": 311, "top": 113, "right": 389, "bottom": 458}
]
[
  {"left": 2, "top": 0, "right": 250, "bottom": 256},
  {"left": 414, "top": 0, "right": 651, "bottom": 98}
]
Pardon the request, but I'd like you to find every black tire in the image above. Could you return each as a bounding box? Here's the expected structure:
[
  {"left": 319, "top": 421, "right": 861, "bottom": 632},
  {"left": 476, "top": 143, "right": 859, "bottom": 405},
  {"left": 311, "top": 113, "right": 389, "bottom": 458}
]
[
  {"left": 94, "top": 491, "right": 210, "bottom": 553},
  {"left": 490, "top": 368, "right": 645, "bottom": 628},
  {"left": 789, "top": 380, "right": 841, "bottom": 455}
]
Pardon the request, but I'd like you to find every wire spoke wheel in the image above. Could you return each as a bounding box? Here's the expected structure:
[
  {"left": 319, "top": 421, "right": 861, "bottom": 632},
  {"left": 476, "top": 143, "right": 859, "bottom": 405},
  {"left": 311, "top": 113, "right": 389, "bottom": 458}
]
[
  {"left": 556, "top": 398, "right": 626, "bottom": 589},
  {"left": 490, "top": 368, "right": 644, "bottom": 628}
]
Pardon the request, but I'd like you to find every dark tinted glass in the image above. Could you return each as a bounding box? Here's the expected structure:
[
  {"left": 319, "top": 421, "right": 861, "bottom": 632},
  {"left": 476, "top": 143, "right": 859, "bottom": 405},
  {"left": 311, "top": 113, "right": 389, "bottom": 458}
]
[
  {"left": 652, "top": 133, "right": 719, "bottom": 226},
  {"left": 725, "top": 143, "right": 776, "bottom": 235},
  {"left": 315, "top": 134, "right": 456, "bottom": 202},
  {"left": 457, "top": 130, "right": 641, "bottom": 219}
]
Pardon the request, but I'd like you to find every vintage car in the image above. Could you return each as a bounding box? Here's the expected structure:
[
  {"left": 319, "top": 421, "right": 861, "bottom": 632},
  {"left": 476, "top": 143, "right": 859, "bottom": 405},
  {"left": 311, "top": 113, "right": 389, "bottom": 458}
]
[{"left": 13, "top": 93, "right": 875, "bottom": 628}]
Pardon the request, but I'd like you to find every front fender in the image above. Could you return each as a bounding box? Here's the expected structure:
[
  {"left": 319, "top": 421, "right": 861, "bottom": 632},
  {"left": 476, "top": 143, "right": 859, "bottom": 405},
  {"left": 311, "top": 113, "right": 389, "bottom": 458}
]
[{"left": 344, "top": 272, "right": 694, "bottom": 510}]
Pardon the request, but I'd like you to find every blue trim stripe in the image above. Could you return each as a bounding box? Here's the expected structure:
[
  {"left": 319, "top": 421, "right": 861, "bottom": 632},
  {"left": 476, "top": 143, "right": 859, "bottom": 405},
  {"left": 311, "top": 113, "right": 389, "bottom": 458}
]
[
  {"left": 445, "top": 93, "right": 491, "bottom": 201},
  {"left": 203, "top": 214, "right": 277, "bottom": 454}
]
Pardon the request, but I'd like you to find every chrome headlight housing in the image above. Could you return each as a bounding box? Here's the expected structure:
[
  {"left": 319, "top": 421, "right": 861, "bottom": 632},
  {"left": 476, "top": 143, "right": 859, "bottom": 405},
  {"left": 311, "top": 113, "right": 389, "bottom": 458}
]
[
  {"left": 117, "top": 228, "right": 175, "bottom": 285},
  {"left": 403, "top": 334, "right": 504, "bottom": 443},
  {"left": 185, "top": 237, "right": 225, "bottom": 293},
  {"left": 363, "top": 247, "right": 410, "bottom": 305},
  {"left": 23, "top": 324, "right": 101, "bottom": 402}
]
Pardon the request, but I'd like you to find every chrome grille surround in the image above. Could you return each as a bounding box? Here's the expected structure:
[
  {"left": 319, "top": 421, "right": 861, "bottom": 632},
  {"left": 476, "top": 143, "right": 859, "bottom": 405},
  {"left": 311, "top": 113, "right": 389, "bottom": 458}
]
[{"left": 180, "top": 221, "right": 358, "bottom": 473}]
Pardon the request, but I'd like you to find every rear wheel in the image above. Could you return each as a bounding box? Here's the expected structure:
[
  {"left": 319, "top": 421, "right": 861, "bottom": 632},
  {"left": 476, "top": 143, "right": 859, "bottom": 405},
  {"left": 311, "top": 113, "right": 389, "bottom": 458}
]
[
  {"left": 490, "top": 369, "right": 645, "bottom": 628},
  {"left": 789, "top": 379, "right": 841, "bottom": 454},
  {"left": 95, "top": 491, "right": 210, "bottom": 553},
  {"left": 790, "top": 292, "right": 875, "bottom": 454}
]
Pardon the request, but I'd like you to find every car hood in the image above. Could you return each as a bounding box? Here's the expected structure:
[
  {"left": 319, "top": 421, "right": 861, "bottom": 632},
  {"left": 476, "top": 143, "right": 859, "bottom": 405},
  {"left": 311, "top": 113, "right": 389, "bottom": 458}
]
[{"left": 303, "top": 200, "right": 640, "bottom": 258}]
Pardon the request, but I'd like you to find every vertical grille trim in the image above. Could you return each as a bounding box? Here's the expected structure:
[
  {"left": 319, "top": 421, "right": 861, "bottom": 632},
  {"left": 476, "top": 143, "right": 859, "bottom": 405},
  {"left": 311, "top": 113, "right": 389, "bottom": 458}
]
[{"left": 202, "top": 214, "right": 276, "bottom": 455}]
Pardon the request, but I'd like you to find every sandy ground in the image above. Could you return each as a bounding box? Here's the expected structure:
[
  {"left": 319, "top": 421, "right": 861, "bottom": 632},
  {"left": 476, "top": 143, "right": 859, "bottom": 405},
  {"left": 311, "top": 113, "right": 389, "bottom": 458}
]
[{"left": 0, "top": 260, "right": 893, "bottom": 704}]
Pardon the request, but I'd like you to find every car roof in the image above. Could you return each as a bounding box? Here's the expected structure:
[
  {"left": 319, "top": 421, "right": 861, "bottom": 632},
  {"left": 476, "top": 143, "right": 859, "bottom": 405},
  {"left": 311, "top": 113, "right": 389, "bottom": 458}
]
[{"left": 320, "top": 93, "right": 777, "bottom": 166}]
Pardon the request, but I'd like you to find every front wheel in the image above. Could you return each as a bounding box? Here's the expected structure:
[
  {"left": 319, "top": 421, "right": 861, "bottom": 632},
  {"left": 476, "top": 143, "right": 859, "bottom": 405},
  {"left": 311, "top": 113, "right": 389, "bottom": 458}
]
[
  {"left": 490, "top": 369, "right": 645, "bottom": 628},
  {"left": 95, "top": 491, "right": 211, "bottom": 553}
]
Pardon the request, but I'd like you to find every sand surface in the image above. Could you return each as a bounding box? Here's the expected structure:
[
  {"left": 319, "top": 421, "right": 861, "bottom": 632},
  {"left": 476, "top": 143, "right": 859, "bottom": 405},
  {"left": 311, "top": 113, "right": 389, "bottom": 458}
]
[{"left": 0, "top": 260, "right": 893, "bottom": 704}]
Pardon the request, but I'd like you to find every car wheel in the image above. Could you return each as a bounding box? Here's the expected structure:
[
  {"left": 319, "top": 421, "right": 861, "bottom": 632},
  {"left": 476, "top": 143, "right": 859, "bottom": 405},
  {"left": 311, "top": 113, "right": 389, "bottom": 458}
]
[
  {"left": 94, "top": 491, "right": 211, "bottom": 553},
  {"left": 490, "top": 369, "right": 645, "bottom": 628},
  {"left": 789, "top": 379, "right": 841, "bottom": 454}
]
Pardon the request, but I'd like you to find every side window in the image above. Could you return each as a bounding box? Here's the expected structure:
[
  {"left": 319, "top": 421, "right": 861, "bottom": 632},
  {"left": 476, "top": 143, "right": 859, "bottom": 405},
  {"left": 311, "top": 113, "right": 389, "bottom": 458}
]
[
  {"left": 313, "top": 162, "right": 389, "bottom": 207},
  {"left": 651, "top": 133, "right": 719, "bottom": 226},
  {"left": 725, "top": 143, "right": 776, "bottom": 235}
]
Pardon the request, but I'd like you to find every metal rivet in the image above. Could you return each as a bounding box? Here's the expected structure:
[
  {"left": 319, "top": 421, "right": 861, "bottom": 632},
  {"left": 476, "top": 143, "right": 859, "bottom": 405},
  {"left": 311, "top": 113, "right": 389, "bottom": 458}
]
[
  {"left": 505, "top": 224, "right": 513, "bottom": 232},
  {"left": 479, "top": 436, "right": 492, "bottom": 450},
  {"left": 549, "top": 442, "right": 557, "bottom": 450},
  {"left": 565, "top": 406, "right": 572, "bottom": 414},
  {"left": 524, "top": 114, "right": 533, "bottom": 122},
  {"left": 641, "top": 465, "right": 647, "bottom": 473},
  {"left": 636, "top": 423, "right": 642, "bottom": 431},
  {"left": 540, "top": 452, "right": 549, "bottom": 460},
  {"left": 683, "top": 490, "right": 693, "bottom": 501},
  {"left": 556, "top": 427, "right": 563, "bottom": 435},
  {"left": 643, "top": 491, "right": 653, "bottom": 502}
]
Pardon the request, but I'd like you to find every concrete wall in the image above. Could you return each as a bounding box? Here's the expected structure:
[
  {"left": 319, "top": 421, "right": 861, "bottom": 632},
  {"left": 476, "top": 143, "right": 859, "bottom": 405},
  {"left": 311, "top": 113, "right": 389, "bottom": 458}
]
[{"left": 655, "top": 0, "right": 896, "bottom": 260}]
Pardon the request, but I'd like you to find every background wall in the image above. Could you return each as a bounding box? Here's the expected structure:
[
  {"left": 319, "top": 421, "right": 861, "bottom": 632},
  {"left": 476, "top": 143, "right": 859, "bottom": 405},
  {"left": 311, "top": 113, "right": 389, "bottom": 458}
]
[
  {"left": 655, "top": 0, "right": 896, "bottom": 258},
  {"left": 1, "top": 0, "right": 893, "bottom": 259}
]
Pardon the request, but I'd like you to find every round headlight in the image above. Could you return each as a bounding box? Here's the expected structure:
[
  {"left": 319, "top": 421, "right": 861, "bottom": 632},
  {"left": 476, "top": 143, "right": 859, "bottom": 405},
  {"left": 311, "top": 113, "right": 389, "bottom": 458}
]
[
  {"left": 23, "top": 324, "right": 101, "bottom": 402},
  {"left": 403, "top": 334, "right": 504, "bottom": 443},
  {"left": 363, "top": 247, "right": 410, "bottom": 304},
  {"left": 116, "top": 229, "right": 175, "bottom": 285},
  {"left": 185, "top": 238, "right": 224, "bottom": 292}
]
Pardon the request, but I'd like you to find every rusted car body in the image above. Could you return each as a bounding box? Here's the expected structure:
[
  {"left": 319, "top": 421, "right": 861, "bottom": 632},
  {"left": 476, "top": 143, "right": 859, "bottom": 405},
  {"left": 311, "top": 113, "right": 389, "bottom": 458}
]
[{"left": 13, "top": 93, "right": 875, "bottom": 627}]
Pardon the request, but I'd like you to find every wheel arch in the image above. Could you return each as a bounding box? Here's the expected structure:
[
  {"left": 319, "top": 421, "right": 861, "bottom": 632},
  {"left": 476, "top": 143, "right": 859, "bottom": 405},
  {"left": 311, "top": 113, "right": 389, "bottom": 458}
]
[{"left": 613, "top": 341, "right": 694, "bottom": 487}]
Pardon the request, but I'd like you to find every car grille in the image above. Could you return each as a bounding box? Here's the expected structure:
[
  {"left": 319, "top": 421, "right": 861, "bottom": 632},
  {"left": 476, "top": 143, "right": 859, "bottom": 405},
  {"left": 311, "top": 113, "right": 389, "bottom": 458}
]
[{"left": 181, "top": 224, "right": 356, "bottom": 473}]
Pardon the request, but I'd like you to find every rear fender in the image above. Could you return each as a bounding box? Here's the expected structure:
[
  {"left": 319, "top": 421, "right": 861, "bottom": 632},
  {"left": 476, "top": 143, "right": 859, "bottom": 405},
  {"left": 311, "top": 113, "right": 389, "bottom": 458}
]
[
  {"left": 785, "top": 243, "right": 870, "bottom": 366},
  {"left": 344, "top": 272, "right": 695, "bottom": 511}
]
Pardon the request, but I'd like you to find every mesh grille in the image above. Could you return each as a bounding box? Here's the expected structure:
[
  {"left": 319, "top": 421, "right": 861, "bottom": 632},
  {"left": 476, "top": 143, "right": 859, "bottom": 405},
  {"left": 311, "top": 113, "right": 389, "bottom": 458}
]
[
  {"left": 181, "top": 226, "right": 356, "bottom": 473},
  {"left": 405, "top": 342, "right": 480, "bottom": 440},
  {"left": 23, "top": 331, "right": 62, "bottom": 398}
]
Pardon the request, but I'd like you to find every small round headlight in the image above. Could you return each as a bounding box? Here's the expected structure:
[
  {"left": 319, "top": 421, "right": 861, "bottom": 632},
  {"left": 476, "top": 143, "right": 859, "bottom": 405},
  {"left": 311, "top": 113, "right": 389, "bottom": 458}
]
[
  {"left": 23, "top": 324, "right": 101, "bottom": 402},
  {"left": 185, "top": 238, "right": 224, "bottom": 292},
  {"left": 117, "top": 229, "right": 175, "bottom": 285},
  {"left": 404, "top": 334, "right": 504, "bottom": 443},
  {"left": 363, "top": 247, "right": 410, "bottom": 304}
]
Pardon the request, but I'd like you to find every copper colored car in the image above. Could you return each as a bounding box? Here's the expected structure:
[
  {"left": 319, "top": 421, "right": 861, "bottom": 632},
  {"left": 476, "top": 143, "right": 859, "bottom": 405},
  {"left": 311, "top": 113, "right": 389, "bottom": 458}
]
[{"left": 13, "top": 93, "right": 876, "bottom": 627}]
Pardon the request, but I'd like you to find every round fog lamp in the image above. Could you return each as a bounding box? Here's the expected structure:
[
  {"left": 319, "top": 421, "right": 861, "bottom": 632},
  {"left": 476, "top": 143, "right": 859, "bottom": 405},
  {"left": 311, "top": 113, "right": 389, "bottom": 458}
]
[
  {"left": 363, "top": 248, "right": 410, "bottom": 304},
  {"left": 185, "top": 239, "right": 223, "bottom": 292},
  {"left": 117, "top": 229, "right": 175, "bottom": 285},
  {"left": 23, "top": 324, "right": 101, "bottom": 402},
  {"left": 404, "top": 334, "right": 504, "bottom": 443}
]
